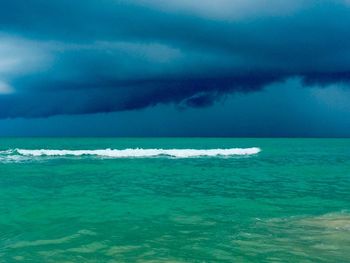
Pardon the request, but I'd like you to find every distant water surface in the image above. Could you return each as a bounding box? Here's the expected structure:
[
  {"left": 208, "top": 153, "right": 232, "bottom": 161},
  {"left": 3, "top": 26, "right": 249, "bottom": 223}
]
[{"left": 0, "top": 138, "right": 349, "bottom": 262}]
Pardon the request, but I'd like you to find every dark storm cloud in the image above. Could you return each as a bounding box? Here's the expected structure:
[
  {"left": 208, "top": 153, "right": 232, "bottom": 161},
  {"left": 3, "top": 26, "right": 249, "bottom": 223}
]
[
  {"left": 0, "top": 74, "right": 284, "bottom": 118},
  {"left": 0, "top": 0, "right": 350, "bottom": 118}
]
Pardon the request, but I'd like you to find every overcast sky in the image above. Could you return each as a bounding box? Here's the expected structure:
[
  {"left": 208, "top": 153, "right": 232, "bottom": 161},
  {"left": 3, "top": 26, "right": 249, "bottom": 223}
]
[{"left": 0, "top": 0, "right": 350, "bottom": 136}]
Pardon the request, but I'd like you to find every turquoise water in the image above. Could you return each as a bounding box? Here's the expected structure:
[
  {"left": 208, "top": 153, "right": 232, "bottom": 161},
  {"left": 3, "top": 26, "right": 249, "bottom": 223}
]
[{"left": 0, "top": 138, "right": 350, "bottom": 262}]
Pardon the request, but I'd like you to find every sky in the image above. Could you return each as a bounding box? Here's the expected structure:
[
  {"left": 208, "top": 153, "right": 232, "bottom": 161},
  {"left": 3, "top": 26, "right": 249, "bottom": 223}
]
[{"left": 0, "top": 0, "right": 350, "bottom": 136}]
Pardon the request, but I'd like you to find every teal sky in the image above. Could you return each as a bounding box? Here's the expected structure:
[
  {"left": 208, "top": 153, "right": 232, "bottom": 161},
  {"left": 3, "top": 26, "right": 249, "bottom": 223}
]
[
  {"left": 1, "top": 79, "right": 349, "bottom": 137},
  {"left": 0, "top": 1, "right": 350, "bottom": 136}
]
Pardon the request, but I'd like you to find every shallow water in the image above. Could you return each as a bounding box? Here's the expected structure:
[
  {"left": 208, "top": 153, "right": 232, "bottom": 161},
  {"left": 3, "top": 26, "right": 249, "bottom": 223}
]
[{"left": 0, "top": 138, "right": 350, "bottom": 262}]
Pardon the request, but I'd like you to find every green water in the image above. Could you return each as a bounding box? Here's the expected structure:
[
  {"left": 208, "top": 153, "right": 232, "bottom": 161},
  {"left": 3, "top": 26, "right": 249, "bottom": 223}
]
[{"left": 0, "top": 138, "right": 350, "bottom": 262}]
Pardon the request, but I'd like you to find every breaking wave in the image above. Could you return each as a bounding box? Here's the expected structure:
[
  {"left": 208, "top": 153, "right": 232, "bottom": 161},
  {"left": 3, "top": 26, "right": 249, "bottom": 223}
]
[{"left": 0, "top": 147, "right": 261, "bottom": 161}]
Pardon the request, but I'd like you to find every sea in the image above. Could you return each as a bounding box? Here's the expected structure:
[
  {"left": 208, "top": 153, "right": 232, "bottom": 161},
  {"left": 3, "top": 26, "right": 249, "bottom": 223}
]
[{"left": 0, "top": 138, "right": 349, "bottom": 262}]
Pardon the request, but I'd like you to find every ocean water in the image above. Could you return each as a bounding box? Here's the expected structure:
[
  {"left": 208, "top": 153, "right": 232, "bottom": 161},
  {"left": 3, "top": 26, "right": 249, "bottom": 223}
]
[{"left": 0, "top": 138, "right": 349, "bottom": 262}]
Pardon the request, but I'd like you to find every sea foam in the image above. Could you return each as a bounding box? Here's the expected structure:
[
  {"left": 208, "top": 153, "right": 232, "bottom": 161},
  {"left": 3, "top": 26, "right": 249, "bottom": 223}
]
[{"left": 12, "top": 148, "right": 261, "bottom": 158}]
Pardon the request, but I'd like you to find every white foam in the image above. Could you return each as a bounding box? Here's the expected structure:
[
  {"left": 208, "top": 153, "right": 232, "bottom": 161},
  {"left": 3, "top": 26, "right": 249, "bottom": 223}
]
[{"left": 14, "top": 148, "right": 261, "bottom": 158}]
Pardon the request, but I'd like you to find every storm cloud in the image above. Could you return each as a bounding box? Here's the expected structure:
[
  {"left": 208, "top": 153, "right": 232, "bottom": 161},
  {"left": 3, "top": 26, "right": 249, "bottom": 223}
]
[{"left": 0, "top": 0, "right": 350, "bottom": 118}]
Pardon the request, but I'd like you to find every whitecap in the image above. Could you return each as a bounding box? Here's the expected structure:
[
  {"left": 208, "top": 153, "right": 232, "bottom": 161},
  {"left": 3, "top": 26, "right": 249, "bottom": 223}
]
[{"left": 14, "top": 147, "right": 261, "bottom": 158}]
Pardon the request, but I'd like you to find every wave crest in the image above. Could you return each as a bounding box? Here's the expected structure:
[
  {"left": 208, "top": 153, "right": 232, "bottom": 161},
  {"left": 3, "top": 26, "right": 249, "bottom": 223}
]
[{"left": 7, "top": 147, "right": 261, "bottom": 158}]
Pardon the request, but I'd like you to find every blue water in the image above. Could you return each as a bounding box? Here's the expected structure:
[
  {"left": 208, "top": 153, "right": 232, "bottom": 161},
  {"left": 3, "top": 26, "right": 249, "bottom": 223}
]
[{"left": 0, "top": 138, "right": 350, "bottom": 262}]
